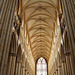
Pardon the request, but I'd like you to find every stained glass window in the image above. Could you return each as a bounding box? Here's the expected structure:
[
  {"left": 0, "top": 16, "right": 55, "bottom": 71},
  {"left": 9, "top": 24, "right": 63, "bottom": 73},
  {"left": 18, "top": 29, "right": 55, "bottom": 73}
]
[{"left": 36, "top": 57, "right": 47, "bottom": 75}]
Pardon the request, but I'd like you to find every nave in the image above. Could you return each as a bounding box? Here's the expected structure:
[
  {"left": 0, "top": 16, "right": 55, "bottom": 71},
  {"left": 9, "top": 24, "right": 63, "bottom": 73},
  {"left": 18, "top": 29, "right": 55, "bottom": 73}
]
[{"left": 0, "top": 0, "right": 75, "bottom": 75}]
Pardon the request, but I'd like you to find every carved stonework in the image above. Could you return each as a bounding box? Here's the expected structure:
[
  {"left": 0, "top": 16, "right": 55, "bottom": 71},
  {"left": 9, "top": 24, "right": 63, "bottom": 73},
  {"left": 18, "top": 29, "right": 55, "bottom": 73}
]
[
  {"left": 14, "top": 12, "right": 21, "bottom": 37},
  {"left": 9, "top": 53, "right": 17, "bottom": 56}
]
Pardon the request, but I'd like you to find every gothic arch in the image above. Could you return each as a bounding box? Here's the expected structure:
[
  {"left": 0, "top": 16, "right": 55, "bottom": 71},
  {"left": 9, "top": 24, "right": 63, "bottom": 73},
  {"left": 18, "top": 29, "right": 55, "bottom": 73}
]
[
  {"left": 6, "top": 32, "right": 18, "bottom": 75},
  {"left": 17, "top": 45, "right": 22, "bottom": 63},
  {"left": 9, "top": 32, "right": 17, "bottom": 55},
  {"left": 36, "top": 57, "right": 48, "bottom": 75}
]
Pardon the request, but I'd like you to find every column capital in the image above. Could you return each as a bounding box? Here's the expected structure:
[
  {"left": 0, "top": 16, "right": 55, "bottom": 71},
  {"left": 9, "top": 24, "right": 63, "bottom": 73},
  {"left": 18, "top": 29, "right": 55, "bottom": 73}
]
[
  {"left": 9, "top": 53, "right": 17, "bottom": 56},
  {"left": 64, "top": 51, "right": 71, "bottom": 56}
]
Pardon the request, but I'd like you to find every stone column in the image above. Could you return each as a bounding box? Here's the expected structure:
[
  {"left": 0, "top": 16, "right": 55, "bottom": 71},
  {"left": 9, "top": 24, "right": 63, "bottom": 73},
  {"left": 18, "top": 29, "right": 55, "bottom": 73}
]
[
  {"left": 6, "top": 53, "right": 17, "bottom": 75},
  {"left": 15, "top": 61, "right": 18, "bottom": 75},
  {"left": 6, "top": 54, "right": 13, "bottom": 75},
  {"left": 55, "top": 58, "right": 58, "bottom": 75},
  {"left": 64, "top": 31, "right": 74, "bottom": 75},
  {"left": 0, "top": 0, "right": 10, "bottom": 38},
  {"left": 27, "top": 63, "right": 29, "bottom": 75},
  {"left": 58, "top": 53, "right": 62, "bottom": 75},
  {"left": 65, "top": 60, "right": 68, "bottom": 75},
  {"left": 58, "top": 65, "right": 61, "bottom": 75},
  {"left": 61, "top": 0, "right": 75, "bottom": 74},
  {"left": 61, "top": 59, "right": 66, "bottom": 75},
  {"left": 14, "top": 45, "right": 22, "bottom": 75},
  {"left": 15, "top": 62, "right": 21, "bottom": 75},
  {"left": 0, "top": 0, "right": 18, "bottom": 75},
  {"left": 60, "top": 44, "right": 66, "bottom": 75},
  {"left": 21, "top": 53, "right": 26, "bottom": 75},
  {"left": 25, "top": 58, "right": 28, "bottom": 75},
  {"left": 21, "top": 66, "right": 25, "bottom": 75},
  {"left": 65, "top": 52, "right": 73, "bottom": 75},
  {"left": 22, "top": 67, "right": 25, "bottom": 75},
  {"left": 69, "top": 55, "right": 74, "bottom": 75},
  {"left": 10, "top": 55, "right": 16, "bottom": 75},
  {"left": 18, "top": 62, "right": 22, "bottom": 75}
]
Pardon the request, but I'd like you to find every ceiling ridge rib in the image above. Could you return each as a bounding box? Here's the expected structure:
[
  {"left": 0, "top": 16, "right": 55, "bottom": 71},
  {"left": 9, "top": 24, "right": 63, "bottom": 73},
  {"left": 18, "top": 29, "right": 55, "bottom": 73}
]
[
  {"left": 32, "top": 42, "right": 50, "bottom": 49},
  {"left": 33, "top": 51, "right": 50, "bottom": 56},
  {"left": 28, "top": 19, "right": 55, "bottom": 30},
  {"left": 24, "top": 1, "right": 57, "bottom": 10},
  {"left": 29, "top": 29, "right": 52, "bottom": 39},
  {"left": 27, "top": 13, "right": 55, "bottom": 22},
  {"left": 32, "top": 47, "right": 50, "bottom": 53},
  {"left": 31, "top": 37, "right": 51, "bottom": 44},
  {"left": 32, "top": 41, "right": 50, "bottom": 49},
  {"left": 22, "top": 0, "right": 58, "bottom": 62},
  {"left": 32, "top": 45, "right": 50, "bottom": 50},
  {"left": 29, "top": 24, "right": 54, "bottom": 31},
  {"left": 25, "top": 7, "right": 56, "bottom": 21}
]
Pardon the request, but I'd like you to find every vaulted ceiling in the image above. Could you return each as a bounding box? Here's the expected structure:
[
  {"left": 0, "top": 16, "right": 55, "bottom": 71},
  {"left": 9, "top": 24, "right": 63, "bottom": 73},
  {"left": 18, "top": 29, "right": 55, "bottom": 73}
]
[{"left": 21, "top": 0, "right": 60, "bottom": 62}]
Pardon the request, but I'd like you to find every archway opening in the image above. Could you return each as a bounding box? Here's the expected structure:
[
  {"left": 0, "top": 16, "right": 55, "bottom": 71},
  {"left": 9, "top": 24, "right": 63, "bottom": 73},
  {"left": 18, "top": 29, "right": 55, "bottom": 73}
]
[{"left": 36, "top": 57, "right": 47, "bottom": 75}]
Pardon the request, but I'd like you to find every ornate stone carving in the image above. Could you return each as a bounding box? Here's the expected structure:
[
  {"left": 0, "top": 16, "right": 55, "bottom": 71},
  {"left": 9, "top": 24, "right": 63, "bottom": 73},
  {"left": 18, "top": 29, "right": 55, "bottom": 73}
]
[{"left": 14, "top": 11, "right": 21, "bottom": 37}]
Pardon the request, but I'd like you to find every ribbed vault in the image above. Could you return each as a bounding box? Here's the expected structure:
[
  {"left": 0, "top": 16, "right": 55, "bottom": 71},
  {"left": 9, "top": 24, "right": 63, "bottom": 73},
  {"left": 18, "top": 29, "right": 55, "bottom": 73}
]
[{"left": 22, "top": 0, "right": 59, "bottom": 62}]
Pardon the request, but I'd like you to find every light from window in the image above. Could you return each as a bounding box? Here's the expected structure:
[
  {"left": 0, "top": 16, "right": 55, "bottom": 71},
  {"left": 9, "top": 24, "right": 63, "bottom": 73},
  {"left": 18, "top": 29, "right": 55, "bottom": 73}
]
[{"left": 36, "top": 57, "right": 47, "bottom": 75}]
